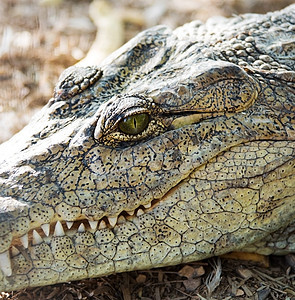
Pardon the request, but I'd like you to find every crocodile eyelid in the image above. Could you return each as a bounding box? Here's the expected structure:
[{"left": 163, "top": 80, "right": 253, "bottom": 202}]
[{"left": 93, "top": 95, "right": 160, "bottom": 143}]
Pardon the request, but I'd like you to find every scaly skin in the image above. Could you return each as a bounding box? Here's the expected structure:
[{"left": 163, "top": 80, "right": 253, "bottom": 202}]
[{"left": 0, "top": 5, "right": 294, "bottom": 291}]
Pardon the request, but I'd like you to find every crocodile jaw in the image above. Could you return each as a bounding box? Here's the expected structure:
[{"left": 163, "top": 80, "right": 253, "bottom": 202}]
[{"left": 1, "top": 140, "right": 295, "bottom": 291}]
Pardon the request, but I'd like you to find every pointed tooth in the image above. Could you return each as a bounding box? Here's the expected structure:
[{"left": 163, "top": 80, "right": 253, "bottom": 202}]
[
  {"left": 41, "top": 224, "right": 50, "bottom": 236},
  {"left": 11, "top": 246, "right": 20, "bottom": 257},
  {"left": 117, "top": 215, "right": 126, "bottom": 225},
  {"left": 66, "top": 221, "right": 74, "bottom": 229},
  {"left": 78, "top": 223, "right": 85, "bottom": 233},
  {"left": 20, "top": 234, "right": 29, "bottom": 248},
  {"left": 33, "top": 230, "right": 43, "bottom": 245},
  {"left": 88, "top": 220, "right": 98, "bottom": 230},
  {"left": 108, "top": 216, "right": 117, "bottom": 227},
  {"left": 126, "top": 210, "right": 135, "bottom": 216},
  {"left": 0, "top": 250, "right": 12, "bottom": 276},
  {"left": 136, "top": 209, "right": 144, "bottom": 216},
  {"left": 143, "top": 203, "right": 151, "bottom": 209},
  {"left": 99, "top": 220, "right": 107, "bottom": 229},
  {"left": 54, "top": 221, "right": 65, "bottom": 236}
]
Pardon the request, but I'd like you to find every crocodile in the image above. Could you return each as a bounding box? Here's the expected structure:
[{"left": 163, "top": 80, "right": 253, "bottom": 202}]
[{"left": 0, "top": 5, "right": 294, "bottom": 292}]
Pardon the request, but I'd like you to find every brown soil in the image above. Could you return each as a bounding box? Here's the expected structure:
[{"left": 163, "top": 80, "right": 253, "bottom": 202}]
[{"left": 0, "top": 0, "right": 295, "bottom": 299}]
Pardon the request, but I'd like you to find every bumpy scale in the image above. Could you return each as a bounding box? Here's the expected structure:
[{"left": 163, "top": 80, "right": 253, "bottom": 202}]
[{"left": 0, "top": 5, "right": 294, "bottom": 291}]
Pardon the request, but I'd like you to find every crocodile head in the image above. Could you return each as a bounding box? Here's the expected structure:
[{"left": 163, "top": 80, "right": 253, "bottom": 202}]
[{"left": 0, "top": 5, "right": 294, "bottom": 291}]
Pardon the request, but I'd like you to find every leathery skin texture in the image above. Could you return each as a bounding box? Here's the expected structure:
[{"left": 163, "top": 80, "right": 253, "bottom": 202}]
[{"left": 0, "top": 4, "right": 294, "bottom": 291}]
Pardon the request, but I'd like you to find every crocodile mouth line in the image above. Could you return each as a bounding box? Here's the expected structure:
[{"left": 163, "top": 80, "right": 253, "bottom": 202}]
[
  {"left": 0, "top": 143, "right": 235, "bottom": 277},
  {"left": 0, "top": 198, "right": 161, "bottom": 277}
]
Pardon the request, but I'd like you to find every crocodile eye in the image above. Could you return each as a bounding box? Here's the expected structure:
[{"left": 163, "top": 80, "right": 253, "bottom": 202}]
[{"left": 118, "top": 113, "right": 150, "bottom": 135}]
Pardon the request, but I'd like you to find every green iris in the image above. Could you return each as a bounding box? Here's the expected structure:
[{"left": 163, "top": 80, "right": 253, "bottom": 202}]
[{"left": 118, "top": 113, "right": 149, "bottom": 135}]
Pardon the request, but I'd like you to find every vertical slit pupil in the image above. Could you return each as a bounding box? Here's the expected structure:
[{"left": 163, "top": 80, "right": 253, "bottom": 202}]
[{"left": 133, "top": 117, "right": 137, "bottom": 129}]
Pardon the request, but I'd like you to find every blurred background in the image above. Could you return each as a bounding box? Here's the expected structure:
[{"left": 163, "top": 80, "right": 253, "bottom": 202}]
[{"left": 0, "top": 0, "right": 293, "bottom": 143}]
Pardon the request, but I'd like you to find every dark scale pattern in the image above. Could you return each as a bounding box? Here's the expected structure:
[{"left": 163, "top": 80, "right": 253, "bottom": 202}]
[
  {"left": 53, "top": 66, "right": 103, "bottom": 102},
  {"left": 0, "top": 5, "right": 294, "bottom": 292}
]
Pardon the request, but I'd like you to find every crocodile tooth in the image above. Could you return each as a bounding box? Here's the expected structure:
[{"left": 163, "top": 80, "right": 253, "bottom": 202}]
[
  {"left": 88, "top": 220, "right": 98, "bottom": 230},
  {"left": 126, "top": 210, "right": 135, "bottom": 216},
  {"left": 11, "top": 246, "right": 20, "bottom": 257},
  {"left": 20, "top": 234, "right": 29, "bottom": 248},
  {"left": 0, "top": 250, "right": 12, "bottom": 276},
  {"left": 41, "top": 224, "right": 50, "bottom": 236},
  {"left": 78, "top": 223, "right": 85, "bottom": 233},
  {"left": 108, "top": 216, "right": 117, "bottom": 227},
  {"left": 136, "top": 209, "right": 144, "bottom": 216},
  {"left": 66, "top": 221, "right": 74, "bottom": 229},
  {"left": 117, "top": 215, "right": 126, "bottom": 224},
  {"left": 32, "top": 230, "right": 43, "bottom": 245},
  {"left": 94, "top": 125, "right": 102, "bottom": 139},
  {"left": 54, "top": 221, "right": 65, "bottom": 236},
  {"left": 143, "top": 203, "right": 151, "bottom": 209},
  {"left": 98, "top": 220, "right": 107, "bottom": 229}
]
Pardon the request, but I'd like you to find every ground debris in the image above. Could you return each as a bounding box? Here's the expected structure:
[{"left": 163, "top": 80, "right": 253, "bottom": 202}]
[
  {"left": 183, "top": 278, "right": 202, "bottom": 293},
  {"left": 286, "top": 254, "right": 295, "bottom": 272},
  {"left": 178, "top": 265, "right": 205, "bottom": 279},
  {"left": 236, "top": 266, "right": 253, "bottom": 280},
  {"left": 205, "top": 258, "right": 222, "bottom": 297}
]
